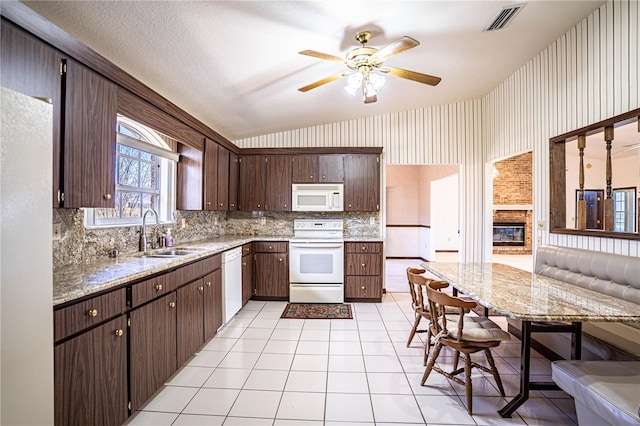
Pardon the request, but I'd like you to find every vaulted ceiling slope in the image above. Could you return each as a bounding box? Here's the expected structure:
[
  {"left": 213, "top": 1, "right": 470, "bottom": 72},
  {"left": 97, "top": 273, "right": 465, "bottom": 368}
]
[{"left": 24, "top": 1, "right": 605, "bottom": 141}]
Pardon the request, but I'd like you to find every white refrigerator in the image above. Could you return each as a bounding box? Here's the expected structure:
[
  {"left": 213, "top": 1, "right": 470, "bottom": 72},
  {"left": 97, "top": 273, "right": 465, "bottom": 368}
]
[{"left": 0, "top": 87, "right": 54, "bottom": 424}]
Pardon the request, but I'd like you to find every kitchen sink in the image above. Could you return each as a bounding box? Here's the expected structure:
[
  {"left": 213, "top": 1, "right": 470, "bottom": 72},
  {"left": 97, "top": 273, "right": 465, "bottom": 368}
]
[{"left": 139, "top": 248, "right": 201, "bottom": 258}]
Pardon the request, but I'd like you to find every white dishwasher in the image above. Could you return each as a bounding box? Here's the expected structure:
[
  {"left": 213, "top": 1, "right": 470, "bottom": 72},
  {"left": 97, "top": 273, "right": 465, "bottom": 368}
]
[{"left": 222, "top": 247, "right": 243, "bottom": 324}]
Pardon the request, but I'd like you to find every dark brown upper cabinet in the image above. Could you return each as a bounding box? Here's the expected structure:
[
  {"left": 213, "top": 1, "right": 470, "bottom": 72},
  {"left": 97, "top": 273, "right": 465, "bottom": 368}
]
[
  {"left": 0, "top": 21, "right": 63, "bottom": 207},
  {"left": 229, "top": 152, "right": 239, "bottom": 210},
  {"left": 176, "top": 142, "right": 204, "bottom": 210},
  {"left": 63, "top": 59, "right": 118, "bottom": 208},
  {"left": 239, "top": 155, "right": 267, "bottom": 210},
  {"left": 266, "top": 155, "right": 292, "bottom": 211},
  {"left": 203, "top": 138, "right": 219, "bottom": 210},
  {"left": 217, "top": 146, "right": 230, "bottom": 210},
  {"left": 344, "top": 154, "right": 380, "bottom": 212},
  {"left": 291, "top": 154, "right": 344, "bottom": 183}
]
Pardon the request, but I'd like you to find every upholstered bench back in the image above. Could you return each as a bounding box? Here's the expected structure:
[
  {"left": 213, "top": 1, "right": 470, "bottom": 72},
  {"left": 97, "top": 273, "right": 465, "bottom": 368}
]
[
  {"left": 535, "top": 245, "right": 640, "bottom": 304},
  {"left": 535, "top": 245, "right": 640, "bottom": 358}
]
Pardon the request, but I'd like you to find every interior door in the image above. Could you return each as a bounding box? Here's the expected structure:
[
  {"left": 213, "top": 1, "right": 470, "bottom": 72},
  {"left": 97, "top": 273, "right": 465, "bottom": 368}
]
[{"left": 577, "top": 190, "right": 603, "bottom": 229}]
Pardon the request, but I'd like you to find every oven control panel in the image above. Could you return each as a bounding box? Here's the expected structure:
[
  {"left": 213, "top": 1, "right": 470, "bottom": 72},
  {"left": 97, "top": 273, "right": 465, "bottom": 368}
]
[{"left": 293, "top": 219, "right": 343, "bottom": 231}]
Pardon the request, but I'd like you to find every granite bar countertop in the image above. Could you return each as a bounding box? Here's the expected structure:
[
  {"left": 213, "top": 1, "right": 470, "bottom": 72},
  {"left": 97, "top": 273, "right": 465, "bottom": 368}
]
[
  {"left": 421, "top": 262, "right": 640, "bottom": 323},
  {"left": 54, "top": 234, "right": 383, "bottom": 306}
]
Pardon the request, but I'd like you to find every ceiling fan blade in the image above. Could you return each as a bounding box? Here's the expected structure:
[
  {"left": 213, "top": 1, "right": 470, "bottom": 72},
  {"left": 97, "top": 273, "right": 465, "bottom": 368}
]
[
  {"left": 299, "top": 50, "right": 345, "bottom": 63},
  {"left": 382, "top": 66, "right": 442, "bottom": 86},
  {"left": 371, "top": 36, "right": 420, "bottom": 63},
  {"left": 298, "top": 73, "right": 348, "bottom": 92}
]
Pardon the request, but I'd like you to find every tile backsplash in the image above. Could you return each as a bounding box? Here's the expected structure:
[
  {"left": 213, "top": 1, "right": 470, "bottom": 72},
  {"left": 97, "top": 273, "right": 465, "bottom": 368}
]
[{"left": 53, "top": 209, "right": 380, "bottom": 270}]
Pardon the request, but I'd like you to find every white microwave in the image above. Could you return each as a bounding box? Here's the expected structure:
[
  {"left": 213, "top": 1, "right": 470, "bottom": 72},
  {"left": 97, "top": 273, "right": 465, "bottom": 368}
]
[{"left": 292, "top": 183, "right": 343, "bottom": 212}]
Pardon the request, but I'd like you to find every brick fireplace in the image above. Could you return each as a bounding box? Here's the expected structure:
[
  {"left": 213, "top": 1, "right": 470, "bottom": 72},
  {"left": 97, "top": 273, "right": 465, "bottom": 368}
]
[{"left": 493, "top": 152, "right": 533, "bottom": 255}]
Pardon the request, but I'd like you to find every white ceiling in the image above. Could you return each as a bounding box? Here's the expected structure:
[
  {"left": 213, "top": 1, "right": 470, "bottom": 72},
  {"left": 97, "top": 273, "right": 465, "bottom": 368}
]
[{"left": 24, "top": 0, "right": 605, "bottom": 142}]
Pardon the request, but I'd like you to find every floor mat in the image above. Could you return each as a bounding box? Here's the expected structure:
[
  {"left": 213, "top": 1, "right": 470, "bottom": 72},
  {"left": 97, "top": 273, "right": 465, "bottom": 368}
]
[{"left": 281, "top": 303, "right": 353, "bottom": 319}]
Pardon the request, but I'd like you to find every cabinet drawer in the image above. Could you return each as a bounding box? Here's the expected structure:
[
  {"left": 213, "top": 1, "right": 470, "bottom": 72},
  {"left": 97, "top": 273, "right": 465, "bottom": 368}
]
[
  {"left": 166, "top": 255, "right": 218, "bottom": 289},
  {"left": 345, "top": 242, "right": 381, "bottom": 254},
  {"left": 54, "top": 288, "right": 126, "bottom": 342},
  {"left": 202, "top": 254, "right": 222, "bottom": 272},
  {"left": 131, "top": 275, "right": 169, "bottom": 307},
  {"left": 346, "top": 253, "right": 382, "bottom": 276},
  {"left": 254, "top": 241, "right": 287, "bottom": 253},
  {"left": 242, "top": 243, "right": 253, "bottom": 256},
  {"left": 345, "top": 276, "right": 382, "bottom": 299}
]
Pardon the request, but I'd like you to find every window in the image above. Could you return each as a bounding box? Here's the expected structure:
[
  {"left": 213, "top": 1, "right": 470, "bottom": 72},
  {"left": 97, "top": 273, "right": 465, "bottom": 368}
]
[
  {"left": 613, "top": 188, "right": 637, "bottom": 233},
  {"left": 85, "top": 116, "right": 178, "bottom": 227}
]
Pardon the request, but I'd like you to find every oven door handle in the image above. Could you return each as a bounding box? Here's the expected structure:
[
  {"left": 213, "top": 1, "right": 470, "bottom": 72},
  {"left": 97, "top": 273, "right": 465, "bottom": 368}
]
[{"left": 289, "top": 242, "right": 344, "bottom": 249}]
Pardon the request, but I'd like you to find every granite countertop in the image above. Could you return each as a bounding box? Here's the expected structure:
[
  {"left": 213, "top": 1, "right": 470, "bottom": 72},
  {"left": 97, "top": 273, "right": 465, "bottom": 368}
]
[
  {"left": 343, "top": 235, "right": 384, "bottom": 242},
  {"left": 53, "top": 235, "right": 289, "bottom": 306},
  {"left": 421, "top": 262, "right": 640, "bottom": 323},
  {"left": 54, "top": 234, "right": 383, "bottom": 306}
]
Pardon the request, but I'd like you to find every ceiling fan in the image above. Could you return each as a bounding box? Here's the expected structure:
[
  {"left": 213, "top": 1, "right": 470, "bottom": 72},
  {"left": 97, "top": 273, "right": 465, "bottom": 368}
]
[{"left": 298, "top": 31, "right": 441, "bottom": 104}]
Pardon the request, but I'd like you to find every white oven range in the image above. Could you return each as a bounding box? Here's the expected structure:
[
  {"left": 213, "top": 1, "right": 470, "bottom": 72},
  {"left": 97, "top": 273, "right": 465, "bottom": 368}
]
[{"left": 289, "top": 219, "right": 344, "bottom": 303}]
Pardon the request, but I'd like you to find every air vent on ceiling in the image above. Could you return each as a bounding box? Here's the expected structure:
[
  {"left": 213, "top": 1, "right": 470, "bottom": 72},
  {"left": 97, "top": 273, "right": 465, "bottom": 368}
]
[{"left": 484, "top": 3, "right": 525, "bottom": 32}]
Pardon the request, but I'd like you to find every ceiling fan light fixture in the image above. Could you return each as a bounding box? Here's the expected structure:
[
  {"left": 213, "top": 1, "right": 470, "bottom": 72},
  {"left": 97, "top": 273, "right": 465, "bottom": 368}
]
[{"left": 344, "top": 72, "right": 362, "bottom": 96}]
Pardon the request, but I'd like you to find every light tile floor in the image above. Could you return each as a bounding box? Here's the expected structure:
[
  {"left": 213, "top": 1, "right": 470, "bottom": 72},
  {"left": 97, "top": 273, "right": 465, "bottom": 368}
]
[{"left": 126, "top": 260, "right": 577, "bottom": 426}]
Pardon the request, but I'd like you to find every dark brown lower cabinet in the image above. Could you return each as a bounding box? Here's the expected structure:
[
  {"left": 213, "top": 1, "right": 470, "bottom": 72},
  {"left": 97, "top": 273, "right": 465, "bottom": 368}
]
[
  {"left": 254, "top": 252, "right": 289, "bottom": 299},
  {"left": 204, "top": 269, "right": 223, "bottom": 341},
  {"left": 130, "top": 292, "right": 177, "bottom": 411},
  {"left": 177, "top": 279, "right": 205, "bottom": 366},
  {"left": 344, "top": 242, "right": 383, "bottom": 302},
  {"left": 54, "top": 315, "right": 127, "bottom": 426}
]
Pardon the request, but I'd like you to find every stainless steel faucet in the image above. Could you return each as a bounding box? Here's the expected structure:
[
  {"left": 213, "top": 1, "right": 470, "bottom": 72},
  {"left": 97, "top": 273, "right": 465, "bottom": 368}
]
[{"left": 140, "top": 209, "right": 159, "bottom": 252}]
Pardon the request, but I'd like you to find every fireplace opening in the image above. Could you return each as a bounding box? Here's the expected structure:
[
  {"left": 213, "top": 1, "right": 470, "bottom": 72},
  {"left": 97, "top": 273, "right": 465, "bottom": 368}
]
[{"left": 493, "top": 222, "right": 525, "bottom": 246}]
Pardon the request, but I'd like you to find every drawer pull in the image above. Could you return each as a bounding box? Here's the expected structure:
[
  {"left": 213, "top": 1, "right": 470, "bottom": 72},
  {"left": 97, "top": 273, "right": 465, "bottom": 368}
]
[
  {"left": 198, "top": 286, "right": 204, "bottom": 292},
  {"left": 103, "top": 193, "right": 112, "bottom": 200},
  {"left": 168, "top": 302, "right": 176, "bottom": 308},
  {"left": 361, "top": 263, "right": 366, "bottom": 267},
  {"left": 257, "top": 204, "right": 261, "bottom": 208},
  {"left": 268, "top": 246, "right": 273, "bottom": 250},
  {"left": 279, "top": 258, "right": 283, "bottom": 262},
  {"left": 155, "top": 284, "right": 163, "bottom": 291},
  {"left": 242, "top": 262, "right": 247, "bottom": 266},
  {"left": 230, "top": 203, "right": 235, "bottom": 207},
  {"left": 348, "top": 204, "right": 352, "bottom": 208},
  {"left": 322, "top": 175, "right": 326, "bottom": 180},
  {"left": 206, "top": 281, "right": 212, "bottom": 287},
  {"left": 114, "top": 329, "right": 124, "bottom": 337},
  {"left": 219, "top": 203, "right": 224, "bottom": 207},
  {"left": 361, "top": 286, "right": 366, "bottom": 290},
  {"left": 361, "top": 246, "right": 366, "bottom": 251},
  {"left": 310, "top": 175, "right": 314, "bottom": 179},
  {"left": 206, "top": 201, "right": 212, "bottom": 206},
  {"left": 87, "top": 309, "right": 98, "bottom": 317}
]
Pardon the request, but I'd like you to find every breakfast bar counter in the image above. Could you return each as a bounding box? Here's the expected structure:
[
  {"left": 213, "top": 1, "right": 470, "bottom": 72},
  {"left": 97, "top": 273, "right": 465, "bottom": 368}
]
[{"left": 420, "top": 261, "right": 640, "bottom": 417}]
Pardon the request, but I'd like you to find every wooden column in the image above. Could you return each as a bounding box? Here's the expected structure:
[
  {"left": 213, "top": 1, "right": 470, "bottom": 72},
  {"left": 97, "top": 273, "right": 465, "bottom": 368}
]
[
  {"left": 576, "top": 135, "right": 587, "bottom": 229},
  {"left": 603, "top": 125, "right": 614, "bottom": 231}
]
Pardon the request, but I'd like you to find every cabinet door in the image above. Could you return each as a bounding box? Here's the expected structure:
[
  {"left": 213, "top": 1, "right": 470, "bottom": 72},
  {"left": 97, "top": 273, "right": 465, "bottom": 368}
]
[
  {"left": 204, "top": 269, "right": 223, "bottom": 340},
  {"left": 345, "top": 276, "right": 382, "bottom": 300},
  {"left": 54, "top": 315, "right": 127, "bottom": 426},
  {"left": 318, "top": 155, "right": 344, "bottom": 183},
  {"left": 203, "top": 138, "right": 218, "bottom": 211},
  {"left": 130, "top": 292, "right": 177, "bottom": 411},
  {"left": 291, "top": 155, "right": 317, "bottom": 183},
  {"left": 266, "top": 155, "right": 292, "bottom": 211},
  {"left": 63, "top": 59, "right": 118, "bottom": 208},
  {"left": 229, "top": 152, "right": 239, "bottom": 210},
  {"left": 344, "top": 154, "right": 380, "bottom": 212},
  {"left": 1, "top": 22, "right": 63, "bottom": 207},
  {"left": 242, "top": 253, "right": 253, "bottom": 305},
  {"left": 176, "top": 142, "right": 204, "bottom": 210},
  {"left": 177, "top": 279, "right": 205, "bottom": 366},
  {"left": 217, "top": 146, "right": 230, "bottom": 210},
  {"left": 254, "top": 253, "right": 289, "bottom": 299},
  {"left": 239, "top": 155, "right": 266, "bottom": 210}
]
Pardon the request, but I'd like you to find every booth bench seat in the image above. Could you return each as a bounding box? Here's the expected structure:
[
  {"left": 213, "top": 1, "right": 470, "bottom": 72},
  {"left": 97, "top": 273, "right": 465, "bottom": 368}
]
[{"left": 552, "top": 360, "right": 640, "bottom": 426}]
